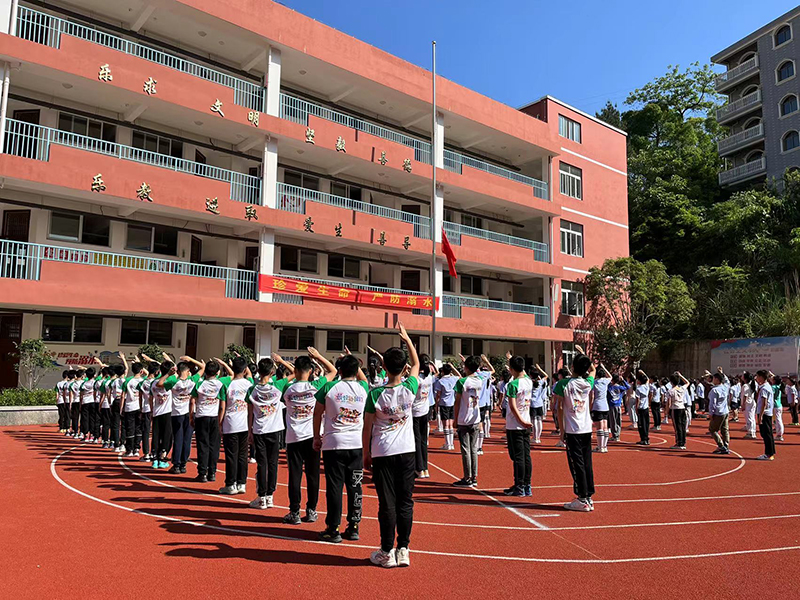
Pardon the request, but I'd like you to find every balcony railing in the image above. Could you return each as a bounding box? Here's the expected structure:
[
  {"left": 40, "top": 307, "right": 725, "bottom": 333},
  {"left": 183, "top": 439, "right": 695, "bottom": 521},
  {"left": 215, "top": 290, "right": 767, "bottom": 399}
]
[
  {"left": 279, "top": 93, "right": 432, "bottom": 164},
  {"left": 443, "top": 221, "right": 549, "bottom": 262},
  {"left": 442, "top": 295, "right": 550, "bottom": 326},
  {"left": 276, "top": 182, "right": 431, "bottom": 239},
  {"left": 717, "top": 123, "right": 764, "bottom": 155},
  {"left": 444, "top": 149, "right": 548, "bottom": 200},
  {"left": 4, "top": 119, "right": 262, "bottom": 204},
  {"left": 0, "top": 239, "right": 258, "bottom": 300},
  {"left": 719, "top": 157, "right": 767, "bottom": 185},
  {"left": 714, "top": 56, "right": 759, "bottom": 91},
  {"left": 716, "top": 90, "right": 762, "bottom": 123},
  {"left": 15, "top": 6, "right": 265, "bottom": 112}
]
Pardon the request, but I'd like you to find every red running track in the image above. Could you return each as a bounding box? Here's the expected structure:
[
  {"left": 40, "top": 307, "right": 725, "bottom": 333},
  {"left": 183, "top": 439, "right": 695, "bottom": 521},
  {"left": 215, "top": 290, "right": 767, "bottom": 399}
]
[{"left": 2, "top": 417, "right": 800, "bottom": 599}]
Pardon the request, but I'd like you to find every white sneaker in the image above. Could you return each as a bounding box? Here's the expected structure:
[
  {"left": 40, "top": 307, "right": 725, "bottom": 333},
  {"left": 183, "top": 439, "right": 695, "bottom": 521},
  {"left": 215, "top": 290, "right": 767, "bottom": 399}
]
[
  {"left": 219, "top": 485, "right": 239, "bottom": 495},
  {"left": 563, "top": 497, "right": 591, "bottom": 512},
  {"left": 601, "top": 448, "right": 609, "bottom": 453},
  {"left": 396, "top": 547, "right": 410, "bottom": 567},
  {"left": 237, "top": 484, "right": 247, "bottom": 494},
  {"left": 249, "top": 457, "right": 257, "bottom": 464},
  {"left": 265, "top": 495, "right": 274, "bottom": 508},
  {"left": 370, "top": 548, "right": 397, "bottom": 568},
  {"left": 555, "top": 441, "right": 565, "bottom": 448},
  {"left": 249, "top": 496, "right": 268, "bottom": 509},
  {"left": 592, "top": 447, "right": 601, "bottom": 453},
  {"left": 757, "top": 454, "right": 775, "bottom": 461}
]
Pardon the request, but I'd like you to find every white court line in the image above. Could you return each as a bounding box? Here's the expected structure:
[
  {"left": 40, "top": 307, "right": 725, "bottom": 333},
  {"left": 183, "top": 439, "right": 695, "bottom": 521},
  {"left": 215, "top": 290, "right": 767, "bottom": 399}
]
[{"left": 545, "top": 512, "right": 800, "bottom": 531}]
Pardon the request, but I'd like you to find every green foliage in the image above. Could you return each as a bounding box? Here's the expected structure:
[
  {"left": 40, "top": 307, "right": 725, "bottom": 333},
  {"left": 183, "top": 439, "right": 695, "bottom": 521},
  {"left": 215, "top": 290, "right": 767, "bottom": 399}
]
[
  {"left": 595, "top": 101, "right": 622, "bottom": 129},
  {"left": 0, "top": 388, "right": 57, "bottom": 406},
  {"left": 223, "top": 343, "right": 255, "bottom": 365},
  {"left": 13, "top": 338, "right": 56, "bottom": 390},
  {"left": 138, "top": 344, "right": 164, "bottom": 362}
]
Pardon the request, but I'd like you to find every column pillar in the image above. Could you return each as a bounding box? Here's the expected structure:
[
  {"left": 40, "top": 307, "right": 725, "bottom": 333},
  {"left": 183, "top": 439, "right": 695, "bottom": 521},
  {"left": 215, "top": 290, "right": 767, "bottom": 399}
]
[
  {"left": 434, "top": 111, "right": 444, "bottom": 169},
  {"left": 265, "top": 46, "right": 281, "bottom": 118},
  {"left": 262, "top": 137, "right": 278, "bottom": 208},
  {"left": 256, "top": 322, "right": 273, "bottom": 361},
  {"left": 258, "top": 229, "right": 275, "bottom": 303}
]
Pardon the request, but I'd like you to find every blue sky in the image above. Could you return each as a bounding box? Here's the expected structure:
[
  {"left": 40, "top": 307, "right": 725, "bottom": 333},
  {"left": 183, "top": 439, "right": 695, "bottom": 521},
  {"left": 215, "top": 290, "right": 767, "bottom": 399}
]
[{"left": 279, "top": 0, "right": 798, "bottom": 115}]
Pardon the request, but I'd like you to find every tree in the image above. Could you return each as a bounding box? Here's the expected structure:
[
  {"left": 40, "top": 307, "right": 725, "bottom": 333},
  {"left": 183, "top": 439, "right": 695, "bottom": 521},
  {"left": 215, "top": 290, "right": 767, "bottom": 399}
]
[
  {"left": 223, "top": 343, "right": 255, "bottom": 365},
  {"left": 138, "top": 343, "right": 164, "bottom": 362},
  {"left": 584, "top": 257, "right": 695, "bottom": 365},
  {"left": 595, "top": 101, "right": 622, "bottom": 129},
  {"left": 14, "top": 338, "right": 55, "bottom": 390}
]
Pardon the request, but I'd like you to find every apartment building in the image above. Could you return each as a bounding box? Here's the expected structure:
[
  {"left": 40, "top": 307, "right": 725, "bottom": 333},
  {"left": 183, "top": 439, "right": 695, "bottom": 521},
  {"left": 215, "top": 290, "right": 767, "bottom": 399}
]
[
  {"left": 0, "top": 0, "right": 628, "bottom": 388},
  {"left": 713, "top": 5, "right": 800, "bottom": 187}
]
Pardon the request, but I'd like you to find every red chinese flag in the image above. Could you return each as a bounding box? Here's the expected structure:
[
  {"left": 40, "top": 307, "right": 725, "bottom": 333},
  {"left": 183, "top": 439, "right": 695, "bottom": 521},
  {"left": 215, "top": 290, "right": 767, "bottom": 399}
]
[{"left": 441, "top": 227, "right": 457, "bottom": 278}]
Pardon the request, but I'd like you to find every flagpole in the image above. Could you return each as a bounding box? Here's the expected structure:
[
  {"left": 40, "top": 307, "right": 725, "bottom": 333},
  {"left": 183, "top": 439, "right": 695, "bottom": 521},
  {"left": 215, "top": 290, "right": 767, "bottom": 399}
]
[{"left": 430, "top": 40, "right": 437, "bottom": 362}]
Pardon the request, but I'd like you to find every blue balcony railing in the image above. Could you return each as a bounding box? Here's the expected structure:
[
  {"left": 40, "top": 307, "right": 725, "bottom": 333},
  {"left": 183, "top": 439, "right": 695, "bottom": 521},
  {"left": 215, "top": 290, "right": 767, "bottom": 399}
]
[
  {"left": 443, "top": 149, "right": 549, "bottom": 200},
  {"left": 443, "top": 221, "right": 549, "bottom": 262},
  {"left": 442, "top": 295, "right": 550, "bottom": 325},
  {"left": 0, "top": 239, "right": 257, "bottom": 300},
  {"left": 4, "top": 119, "right": 262, "bottom": 204}
]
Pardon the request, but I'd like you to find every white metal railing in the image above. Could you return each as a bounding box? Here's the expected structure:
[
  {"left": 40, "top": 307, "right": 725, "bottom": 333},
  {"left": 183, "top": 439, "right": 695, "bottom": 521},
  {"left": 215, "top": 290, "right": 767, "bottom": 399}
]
[
  {"left": 717, "top": 123, "right": 764, "bottom": 154},
  {"left": 15, "top": 5, "right": 265, "bottom": 111},
  {"left": 714, "top": 56, "right": 759, "bottom": 89},
  {"left": 276, "top": 182, "right": 431, "bottom": 239},
  {"left": 443, "top": 221, "right": 549, "bottom": 262},
  {"left": 719, "top": 157, "right": 766, "bottom": 185},
  {"left": 0, "top": 239, "right": 258, "bottom": 300},
  {"left": 443, "top": 149, "right": 549, "bottom": 199},
  {"left": 4, "top": 119, "right": 262, "bottom": 204},
  {"left": 716, "top": 90, "right": 762, "bottom": 121},
  {"left": 279, "top": 93, "right": 432, "bottom": 164},
  {"left": 441, "top": 295, "right": 550, "bottom": 326}
]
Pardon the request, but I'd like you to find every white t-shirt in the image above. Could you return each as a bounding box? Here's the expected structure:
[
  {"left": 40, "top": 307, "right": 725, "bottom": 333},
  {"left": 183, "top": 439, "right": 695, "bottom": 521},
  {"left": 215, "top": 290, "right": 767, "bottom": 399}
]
[
  {"left": 221, "top": 377, "right": 253, "bottom": 434},
  {"left": 366, "top": 378, "right": 418, "bottom": 458},
  {"left": 635, "top": 384, "right": 650, "bottom": 410},
  {"left": 150, "top": 378, "right": 173, "bottom": 417},
  {"left": 667, "top": 385, "right": 686, "bottom": 410},
  {"left": 108, "top": 378, "right": 123, "bottom": 406},
  {"left": 504, "top": 375, "right": 533, "bottom": 430},
  {"left": 70, "top": 380, "right": 81, "bottom": 403},
  {"left": 55, "top": 380, "right": 66, "bottom": 405},
  {"left": 81, "top": 379, "right": 97, "bottom": 404},
  {"left": 193, "top": 378, "right": 224, "bottom": 419},
  {"left": 315, "top": 379, "right": 369, "bottom": 451},
  {"left": 756, "top": 383, "right": 774, "bottom": 417},
  {"left": 140, "top": 379, "right": 153, "bottom": 414},
  {"left": 282, "top": 377, "right": 327, "bottom": 444},
  {"left": 455, "top": 375, "right": 483, "bottom": 426},
  {"left": 740, "top": 382, "right": 754, "bottom": 406},
  {"left": 558, "top": 376, "right": 594, "bottom": 435},
  {"left": 248, "top": 381, "right": 285, "bottom": 435},
  {"left": 171, "top": 377, "right": 197, "bottom": 416},
  {"left": 122, "top": 377, "right": 143, "bottom": 412},
  {"left": 412, "top": 374, "right": 435, "bottom": 417}
]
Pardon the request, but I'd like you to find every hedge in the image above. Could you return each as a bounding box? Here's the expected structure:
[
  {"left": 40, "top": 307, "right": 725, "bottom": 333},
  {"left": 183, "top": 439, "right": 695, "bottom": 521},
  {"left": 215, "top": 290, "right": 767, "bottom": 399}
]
[{"left": 0, "top": 388, "right": 58, "bottom": 407}]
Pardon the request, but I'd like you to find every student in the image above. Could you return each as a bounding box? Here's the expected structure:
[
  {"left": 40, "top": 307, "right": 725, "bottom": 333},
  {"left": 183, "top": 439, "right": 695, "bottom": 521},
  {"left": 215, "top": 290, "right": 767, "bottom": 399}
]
[
  {"left": 77, "top": 368, "right": 96, "bottom": 442},
  {"left": 362, "top": 322, "right": 419, "bottom": 568},
  {"left": 607, "top": 374, "right": 629, "bottom": 442},
  {"left": 707, "top": 367, "right": 731, "bottom": 454},
  {"left": 276, "top": 348, "right": 332, "bottom": 523},
  {"left": 784, "top": 377, "right": 798, "bottom": 426},
  {"left": 649, "top": 376, "right": 662, "bottom": 431},
  {"left": 169, "top": 359, "right": 202, "bottom": 474},
  {"left": 191, "top": 360, "right": 223, "bottom": 482},
  {"left": 771, "top": 373, "right": 784, "bottom": 442},
  {"left": 453, "top": 355, "right": 484, "bottom": 487},
  {"left": 530, "top": 365, "right": 549, "bottom": 444},
  {"left": 139, "top": 364, "right": 154, "bottom": 461},
  {"left": 366, "top": 355, "right": 386, "bottom": 389},
  {"left": 634, "top": 370, "right": 651, "bottom": 445},
  {"left": 591, "top": 364, "right": 612, "bottom": 453},
  {"left": 755, "top": 370, "right": 776, "bottom": 461},
  {"left": 695, "top": 377, "right": 707, "bottom": 416},
  {"left": 553, "top": 352, "right": 596, "bottom": 512},
  {"left": 56, "top": 370, "right": 70, "bottom": 434},
  {"left": 728, "top": 376, "right": 742, "bottom": 423},
  {"left": 666, "top": 372, "right": 689, "bottom": 449},
  {"left": 660, "top": 378, "right": 671, "bottom": 425},
  {"left": 218, "top": 357, "right": 253, "bottom": 494},
  {"left": 69, "top": 369, "right": 83, "bottom": 438},
  {"left": 247, "top": 358, "right": 286, "bottom": 509},
  {"left": 626, "top": 373, "right": 639, "bottom": 430},
  {"left": 121, "top": 356, "right": 144, "bottom": 458},
  {"left": 313, "top": 353, "right": 368, "bottom": 543},
  {"left": 741, "top": 372, "right": 756, "bottom": 438},
  {"left": 433, "top": 364, "right": 458, "bottom": 450},
  {"left": 502, "top": 355, "right": 533, "bottom": 497},
  {"left": 474, "top": 355, "right": 495, "bottom": 455},
  {"left": 107, "top": 365, "right": 125, "bottom": 452},
  {"left": 150, "top": 362, "right": 175, "bottom": 469},
  {"left": 412, "top": 354, "right": 436, "bottom": 479}
]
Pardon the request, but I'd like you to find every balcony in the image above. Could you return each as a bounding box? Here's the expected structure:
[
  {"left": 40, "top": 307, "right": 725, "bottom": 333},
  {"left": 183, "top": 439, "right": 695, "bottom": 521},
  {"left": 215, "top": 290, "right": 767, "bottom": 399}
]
[
  {"left": 4, "top": 119, "right": 261, "bottom": 203},
  {"left": 716, "top": 90, "right": 762, "bottom": 124},
  {"left": 443, "top": 221, "right": 549, "bottom": 263},
  {"left": 714, "top": 56, "right": 759, "bottom": 93},
  {"left": 444, "top": 149, "right": 548, "bottom": 200},
  {"left": 442, "top": 295, "right": 550, "bottom": 326},
  {"left": 719, "top": 157, "right": 766, "bottom": 186},
  {"left": 717, "top": 123, "right": 764, "bottom": 156},
  {"left": 15, "top": 5, "right": 265, "bottom": 112},
  {"left": 0, "top": 239, "right": 258, "bottom": 300}
]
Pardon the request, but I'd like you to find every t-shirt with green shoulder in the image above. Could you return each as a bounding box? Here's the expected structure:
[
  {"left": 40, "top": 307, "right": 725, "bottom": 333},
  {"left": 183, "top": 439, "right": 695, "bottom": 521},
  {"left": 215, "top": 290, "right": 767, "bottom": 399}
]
[
  {"left": 283, "top": 376, "right": 327, "bottom": 444},
  {"left": 315, "top": 379, "right": 369, "bottom": 451},
  {"left": 365, "top": 377, "right": 418, "bottom": 458},
  {"left": 122, "top": 376, "right": 144, "bottom": 412}
]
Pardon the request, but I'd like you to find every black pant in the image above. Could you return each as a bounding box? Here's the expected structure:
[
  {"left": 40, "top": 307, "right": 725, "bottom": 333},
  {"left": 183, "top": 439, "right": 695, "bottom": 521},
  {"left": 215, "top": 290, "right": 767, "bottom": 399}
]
[
  {"left": 80, "top": 403, "right": 91, "bottom": 435},
  {"left": 57, "top": 404, "right": 66, "bottom": 429},
  {"left": 651, "top": 403, "right": 661, "bottom": 428},
  {"left": 790, "top": 404, "right": 799, "bottom": 425},
  {"left": 506, "top": 429, "right": 532, "bottom": 487},
  {"left": 152, "top": 413, "right": 173, "bottom": 459},
  {"left": 672, "top": 408, "right": 687, "bottom": 447},
  {"left": 171, "top": 414, "right": 193, "bottom": 467},
  {"left": 223, "top": 431, "right": 249, "bottom": 487},
  {"left": 286, "top": 437, "right": 320, "bottom": 513},
  {"left": 565, "top": 432, "right": 594, "bottom": 499},
  {"left": 609, "top": 405, "right": 622, "bottom": 439},
  {"left": 412, "top": 413, "right": 429, "bottom": 472},
  {"left": 140, "top": 412, "right": 152, "bottom": 455},
  {"left": 253, "top": 432, "right": 281, "bottom": 497},
  {"left": 636, "top": 408, "right": 650, "bottom": 442},
  {"left": 323, "top": 448, "right": 363, "bottom": 529},
  {"left": 124, "top": 410, "right": 142, "bottom": 451},
  {"left": 373, "top": 452, "right": 415, "bottom": 552},
  {"left": 760, "top": 415, "right": 776, "bottom": 457},
  {"left": 110, "top": 401, "right": 121, "bottom": 446},
  {"left": 194, "top": 416, "right": 220, "bottom": 476},
  {"left": 100, "top": 407, "right": 111, "bottom": 442}
]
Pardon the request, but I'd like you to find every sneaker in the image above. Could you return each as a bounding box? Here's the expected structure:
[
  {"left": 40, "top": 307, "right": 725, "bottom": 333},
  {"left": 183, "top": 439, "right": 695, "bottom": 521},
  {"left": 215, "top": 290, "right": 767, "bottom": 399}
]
[
  {"left": 282, "top": 511, "right": 301, "bottom": 525},
  {"left": 265, "top": 495, "right": 274, "bottom": 508},
  {"left": 249, "top": 457, "right": 257, "bottom": 464},
  {"left": 503, "top": 485, "right": 525, "bottom": 497},
  {"left": 125, "top": 451, "right": 134, "bottom": 458},
  {"left": 168, "top": 465, "right": 181, "bottom": 474},
  {"left": 555, "top": 441, "right": 566, "bottom": 448},
  {"left": 469, "top": 478, "right": 478, "bottom": 488},
  {"left": 370, "top": 548, "right": 397, "bottom": 568},
  {"left": 396, "top": 547, "right": 410, "bottom": 567},
  {"left": 195, "top": 474, "right": 208, "bottom": 483},
  {"left": 179, "top": 466, "right": 187, "bottom": 474},
  {"left": 208, "top": 472, "right": 216, "bottom": 482},
  {"left": 779, "top": 437, "right": 785, "bottom": 442},
  {"left": 756, "top": 454, "right": 772, "bottom": 461},
  {"left": 319, "top": 528, "right": 342, "bottom": 543},
  {"left": 477, "top": 448, "right": 484, "bottom": 455},
  {"left": 342, "top": 524, "right": 359, "bottom": 540},
  {"left": 680, "top": 446, "right": 687, "bottom": 450},
  {"left": 586, "top": 497, "right": 595, "bottom": 511},
  {"left": 712, "top": 447, "right": 724, "bottom": 454},
  {"left": 524, "top": 485, "right": 532, "bottom": 497},
  {"left": 563, "top": 497, "right": 591, "bottom": 512},
  {"left": 721, "top": 448, "right": 731, "bottom": 455},
  {"left": 249, "top": 496, "right": 268, "bottom": 509},
  {"left": 452, "top": 478, "right": 472, "bottom": 488},
  {"left": 655, "top": 426, "right": 662, "bottom": 431},
  {"left": 236, "top": 484, "right": 246, "bottom": 494},
  {"left": 218, "top": 485, "right": 239, "bottom": 495},
  {"left": 601, "top": 448, "right": 609, "bottom": 453},
  {"left": 592, "top": 447, "right": 601, "bottom": 453},
  {"left": 304, "top": 509, "right": 318, "bottom": 523},
  {"left": 159, "top": 461, "right": 170, "bottom": 469},
  {"left": 138, "top": 454, "right": 149, "bottom": 462},
  {"left": 670, "top": 444, "right": 681, "bottom": 449}
]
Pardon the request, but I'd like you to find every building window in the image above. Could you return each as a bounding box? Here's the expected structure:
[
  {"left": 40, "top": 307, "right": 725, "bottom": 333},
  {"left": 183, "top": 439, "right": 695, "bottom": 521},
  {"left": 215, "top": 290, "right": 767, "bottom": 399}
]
[
  {"left": 461, "top": 338, "right": 483, "bottom": 356},
  {"left": 558, "top": 115, "right": 582, "bottom": 143},
  {"left": 120, "top": 318, "right": 172, "bottom": 346},
  {"left": 58, "top": 112, "right": 116, "bottom": 144},
  {"left": 42, "top": 314, "right": 103, "bottom": 343},
  {"left": 559, "top": 162, "right": 583, "bottom": 199},
  {"left": 776, "top": 24, "right": 792, "bottom": 47},
  {"left": 328, "top": 254, "right": 360, "bottom": 279},
  {"left": 132, "top": 131, "right": 183, "bottom": 158},
  {"left": 278, "top": 327, "right": 315, "bottom": 350},
  {"left": 330, "top": 181, "right": 362, "bottom": 201},
  {"left": 48, "top": 212, "right": 111, "bottom": 246},
  {"left": 280, "top": 247, "right": 318, "bottom": 273},
  {"left": 443, "top": 273, "right": 482, "bottom": 295},
  {"left": 461, "top": 214, "right": 483, "bottom": 229},
  {"left": 326, "top": 330, "right": 360, "bottom": 353},
  {"left": 443, "top": 336, "right": 453, "bottom": 355},
  {"left": 560, "top": 220, "right": 584, "bottom": 257},
  {"left": 283, "top": 170, "right": 319, "bottom": 191},
  {"left": 562, "top": 342, "right": 577, "bottom": 367},
  {"left": 561, "top": 281, "right": 585, "bottom": 317},
  {"left": 125, "top": 224, "right": 178, "bottom": 255},
  {"left": 781, "top": 95, "right": 798, "bottom": 116},
  {"left": 783, "top": 131, "right": 800, "bottom": 152},
  {"left": 778, "top": 60, "right": 795, "bottom": 82}
]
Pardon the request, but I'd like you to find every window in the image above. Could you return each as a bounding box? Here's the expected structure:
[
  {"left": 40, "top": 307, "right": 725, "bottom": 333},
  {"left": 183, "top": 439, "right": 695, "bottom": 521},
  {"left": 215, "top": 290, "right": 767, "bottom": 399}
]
[
  {"left": 283, "top": 170, "right": 319, "bottom": 191},
  {"left": 48, "top": 212, "right": 110, "bottom": 246},
  {"left": 778, "top": 61, "right": 795, "bottom": 82},
  {"left": 562, "top": 342, "right": 577, "bottom": 368},
  {"left": 153, "top": 226, "right": 178, "bottom": 256},
  {"left": 783, "top": 131, "right": 800, "bottom": 152},
  {"left": 330, "top": 181, "right": 362, "bottom": 201},
  {"left": 280, "top": 247, "right": 318, "bottom": 273},
  {"left": 125, "top": 224, "right": 178, "bottom": 255},
  {"left": 461, "top": 214, "right": 483, "bottom": 229},
  {"left": 120, "top": 318, "right": 172, "bottom": 345},
  {"left": 279, "top": 327, "right": 315, "bottom": 350},
  {"left": 461, "top": 338, "right": 483, "bottom": 356},
  {"left": 42, "top": 314, "right": 103, "bottom": 343},
  {"left": 558, "top": 115, "right": 582, "bottom": 143},
  {"left": 126, "top": 225, "right": 152, "bottom": 252},
  {"left": 443, "top": 336, "right": 453, "bottom": 356},
  {"left": 328, "top": 254, "right": 360, "bottom": 279},
  {"left": 561, "top": 281, "right": 585, "bottom": 317},
  {"left": 560, "top": 220, "right": 584, "bottom": 257},
  {"left": 776, "top": 24, "right": 792, "bottom": 47},
  {"left": 559, "top": 162, "right": 583, "bottom": 199},
  {"left": 781, "top": 95, "right": 798, "bottom": 116},
  {"left": 132, "top": 131, "right": 183, "bottom": 158},
  {"left": 326, "top": 330, "right": 360, "bottom": 353},
  {"left": 58, "top": 112, "right": 116, "bottom": 143},
  {"left": 453, "top": 274, "right": 482, "bottom": 296}
]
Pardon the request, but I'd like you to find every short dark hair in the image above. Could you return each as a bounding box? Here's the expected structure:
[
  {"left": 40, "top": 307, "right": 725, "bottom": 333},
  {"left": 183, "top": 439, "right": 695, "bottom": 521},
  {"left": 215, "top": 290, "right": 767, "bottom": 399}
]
[
  {"left": 712, "top": 372, "right": 723, "bottom": 384},
  {"left": 131, "top": 363, "right": 143, "bottom": 375},
  {"left": 756, "top": 369, "right": 769, "bottom": 380},
  {"left": 176, "top": 361, "right": 191, "bottom": 374},
  {"left": 205, "top": 361, "right": 220, "bottom": 377},
  {"left": 148, "top": 362, "right": 160, "bottom": 375},
  {"left": 160, "top": 361, "right": 174, "bottom": 375},
  {"left": 231, "top": 357, "right": 247, "bottom": 375},
  {"left": 339, "top": 355, "right": 360, "bottom": 378},
  {"left": 75, "top": 369, "right": 85, "bottom": 377},
  {"left": 257, "top": 358, "right": 275, "bottom": 377},
  {"left": 439, "top": 363, "right": 453, "bottom": 376},
  {"left": 572, "top": 354, "right": 591, "bottom": 378},
  {"left": 62, "top": 369, "right": 69, "bottom": 378},
  {"left": 464, "top": 355, "right": 481, "bottom": 374},
  {"left": 294, "top": 356, "right": 313, "bottom": 374},
  {"left": 113, "top": 364, "right": 125, "bottom": 376},
  {"left": 557, "top": 367, "right": 571, "bottom": 379},
  {"left": 508, "top": 356, "right": 525, "bottom": 374},
  {"left": 669, "top": 374, "right": 680, "bottom": 386},
  {"left": 85, "top": 367, "right": 96, "bottom": 378},
  {"left": 383, "top": 347, "right": 407, "bottom": 376}
]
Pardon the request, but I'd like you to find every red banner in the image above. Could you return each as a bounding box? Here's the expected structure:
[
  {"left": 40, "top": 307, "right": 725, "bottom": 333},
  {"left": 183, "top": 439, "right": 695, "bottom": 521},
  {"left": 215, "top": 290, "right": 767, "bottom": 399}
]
[{"left": 259, "top": 275, "right": 437, "bottom": 312}]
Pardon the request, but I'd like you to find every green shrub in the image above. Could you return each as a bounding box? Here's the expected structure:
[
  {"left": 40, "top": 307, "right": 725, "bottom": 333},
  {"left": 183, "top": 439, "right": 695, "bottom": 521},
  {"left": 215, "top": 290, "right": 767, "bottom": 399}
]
[{"left": 0, "top": 388, "right": 58, "bottom": 406}]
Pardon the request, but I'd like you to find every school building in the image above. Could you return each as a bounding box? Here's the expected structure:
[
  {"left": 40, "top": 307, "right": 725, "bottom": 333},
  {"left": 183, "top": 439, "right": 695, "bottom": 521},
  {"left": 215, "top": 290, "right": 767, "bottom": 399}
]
[{"left": 0, "top": 0, "right": 628, "bottom": 388}]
